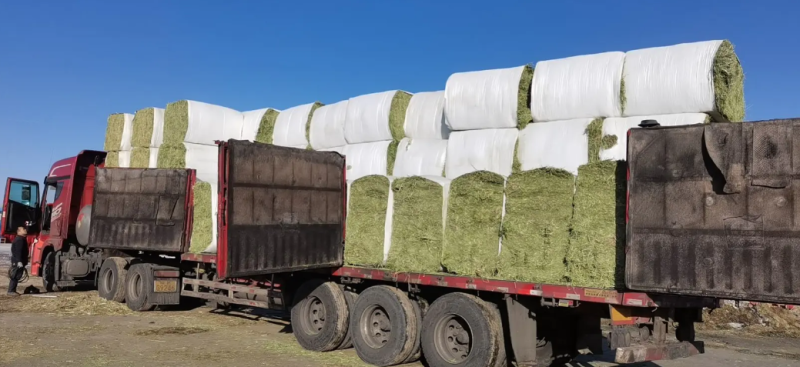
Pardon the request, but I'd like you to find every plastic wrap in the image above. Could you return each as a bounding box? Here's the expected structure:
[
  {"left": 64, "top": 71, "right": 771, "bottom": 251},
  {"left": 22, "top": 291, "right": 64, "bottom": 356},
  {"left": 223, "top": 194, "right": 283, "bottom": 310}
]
[
  {"left": 183, "top": 101, "right": 244, "bottom": 145},
  {"left": 345, "top": 91, "right": 398, "bottom": 144},
  {"left": 404, "top": 91, "right": 449, "bottom": 140},
  {"left": 149, "top": 108, "right": 166, "bottom": 148},
  {"left": 184, "top": 143, "right": 221, "bottom": 253},
  {"left": 532, "top": 52, "right": 624, "bottom": 121},
  {"left": 444, "top": 65, "right": 526, "bottom": 130},
  {"left": 344, "top": 141, "right": 393, "bottom": 181},
  {"left": 445, "top": 128, "right": 519, "bottom": 178},
  {"left": 241, "top": 108, "right": 270, "bottom": 142},
  {"left": 117, "top": 150, "right": 132, "bottom": 168},
  {"left": 600, "top": 113, "right": 709, "bottom": 161},
  {"left": 517, "top": 119, "right": 594, "bottom": 175},
  {"left": 392, "top": 138, "right": 447, "bottom": 177},
  {"left": 309, "top": 100, "right": 348, "bottom": 150},
  {"left": 273, "top": 103, "right": 316, "bottom": 148},
  {"left": 623, "top": 40, "right": 723, "bottom": 117},
  {"left": 119, "top": 113, "right": 135, "bottom": 151},
  {"left": 148, "top": 147, "right": 159, "bottom": 169}
]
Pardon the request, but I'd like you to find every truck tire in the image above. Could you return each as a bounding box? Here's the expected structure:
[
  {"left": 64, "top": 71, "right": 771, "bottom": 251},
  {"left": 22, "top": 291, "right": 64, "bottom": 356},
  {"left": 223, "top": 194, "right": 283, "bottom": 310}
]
[
  {"left": 291, "top": 279, "right": 349, "bottom": 352},
  {"left": 421, "top": 293, "right": 504, "bottom": 367},
  {"left": 336, "top": 288, "right": 358, "bottom": 350},
  {"left": 98, "top": 257, "right": 128, "bottom": 302},
  {"left": 125, "top": 263, "right": 155, "bottom": 312},
  {"left": 351, "top": 285, "right": 419, "bottom": 366},
  {"left": 42, "top": 251, "right": 61, "bottom": 293},
  {"left": 401, "top": 297, "right": 426, "bottom": 364}
]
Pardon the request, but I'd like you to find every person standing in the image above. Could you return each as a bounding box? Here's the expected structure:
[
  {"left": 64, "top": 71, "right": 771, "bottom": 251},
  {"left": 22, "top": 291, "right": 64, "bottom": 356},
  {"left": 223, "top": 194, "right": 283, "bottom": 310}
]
[{"left": 8, "top": 226, "right": 29, "bottom": 296}]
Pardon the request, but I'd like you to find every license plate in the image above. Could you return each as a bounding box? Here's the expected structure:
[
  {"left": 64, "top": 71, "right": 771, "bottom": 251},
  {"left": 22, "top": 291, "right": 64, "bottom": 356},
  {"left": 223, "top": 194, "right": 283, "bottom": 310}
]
[{"left": 153, "top": 279, "right": 177, "bottom": 293}]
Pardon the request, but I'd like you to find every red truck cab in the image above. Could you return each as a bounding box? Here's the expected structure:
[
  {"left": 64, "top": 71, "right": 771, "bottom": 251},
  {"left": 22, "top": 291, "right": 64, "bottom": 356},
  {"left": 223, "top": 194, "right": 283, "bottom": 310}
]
[{"left": 1, "top": 150, "right": 105, "bottom": 289}]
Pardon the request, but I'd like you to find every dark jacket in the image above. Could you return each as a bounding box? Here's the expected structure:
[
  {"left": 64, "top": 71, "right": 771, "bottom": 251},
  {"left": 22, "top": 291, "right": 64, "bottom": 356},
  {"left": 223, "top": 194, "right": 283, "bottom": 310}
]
[{"left": 10, "top": 235, "right": 28, "bottom": 266}]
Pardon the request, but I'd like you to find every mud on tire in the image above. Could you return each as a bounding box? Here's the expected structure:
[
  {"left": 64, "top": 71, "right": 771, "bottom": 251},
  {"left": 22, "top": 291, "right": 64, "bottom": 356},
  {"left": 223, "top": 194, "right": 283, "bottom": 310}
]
[{"left": 291, "top": 279, "right": 349, "bottom": 352}]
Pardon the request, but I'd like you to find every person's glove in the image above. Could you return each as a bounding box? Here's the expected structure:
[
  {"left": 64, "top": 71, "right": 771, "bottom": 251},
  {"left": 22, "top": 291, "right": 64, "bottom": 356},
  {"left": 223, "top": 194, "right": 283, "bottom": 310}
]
[{"left": 16, "top": 262, "right": 23, "bottom": 268}]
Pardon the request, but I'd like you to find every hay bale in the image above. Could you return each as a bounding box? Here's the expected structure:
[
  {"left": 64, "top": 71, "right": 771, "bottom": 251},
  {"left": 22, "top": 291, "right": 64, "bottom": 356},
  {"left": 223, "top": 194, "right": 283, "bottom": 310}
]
[
  {"left": 442, "top": 171, "right": 505, "bottom": 277},
  {"left": 255, "top": 109, "right": 281, "bottom": 144},
  {"left": 156, "top": 143, "right": 187, "bottom": 169},
  {"left": 497, "top": 169, "right": 574, "bottom": 284},
  {"left": 386, "top": 177, "right": 447, "bottom": 273},
  {"left": 162, "top": 100, "right": 190, "bottom": 145},
  {"left": 105, "top": 151, "right": 120, "bottom": 168},
  {"left": 389, "top": 91, "right": 412, "bottom": 141},
  {"left": 189, "top": 181, "right": 213, "bottom": 254},
  {"left": 103, "top": 113, "right": 128, "bottom": 151},
  {"left": 445, "top": 65, "right": 532, "bottom": 131},
  {"left": 345, "top": 175, "right": 391, "bottom": 267},
  {"left": 586, "top": 118, "right": 613, "bottom": 163},
  {"left": 131, "top": 107, "right": 157, "bottom": 148},
  {"left": 713, "top": 40, "right": 745, "bottom": 122},
  {"left": 386, "top": 141, "right": 398, "bottom": 177},
  {"left": 130, "top": 147, "right": 151, "bottom": 168},
  {"left": 305, "top": 102, "right": 324, "bottom": 148},
  {"left": 518, "top": 65, "right": 533, "bottom": 128},
  {"left": 566, "top": 161, "right": 627, "bottom": 288}
]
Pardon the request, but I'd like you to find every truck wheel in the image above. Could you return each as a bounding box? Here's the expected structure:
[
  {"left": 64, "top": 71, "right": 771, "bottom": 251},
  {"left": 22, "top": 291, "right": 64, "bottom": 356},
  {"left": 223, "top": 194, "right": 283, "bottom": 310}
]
[
  {"left": 336, "top": 288, "right": 358, "bottom": 350},
  {"left": 421, "top": 293, "right": 503, "bottom": 367},
  {"left": 291, "top": 279, "right": 349, "bottom": 352},
  {"left": 42, "top": 251, "right": 61, "bottom": 293},
  {"left": 125, "top": 263, "right": 155, "bottom": 312},
  {"left": 351, "top": 285, "right": 419, "bottom": 366},
  {"left": 98, "top": 257, "right": 128, "bottom": 302},
  {"left": 401, "top": 297, "right": 426, "bottom": 364}
]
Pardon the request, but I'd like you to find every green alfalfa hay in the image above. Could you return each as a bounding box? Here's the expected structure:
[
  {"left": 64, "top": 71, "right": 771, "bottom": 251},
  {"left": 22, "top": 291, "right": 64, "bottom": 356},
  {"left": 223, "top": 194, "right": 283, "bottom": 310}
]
[
  {"left": 387, "top": 140, "right": 399, "bottom": 175},
  {"left": 103, "top": 114, "right": 127, "bottom": 151},
  {"left": 130, "top": 147, "right": 151, "bottom": 168},
  {"left": 255, "top": 109, "right": 281, "bottom": 144},
  {"left": 131, "top": 107, "right": 156, "bottom": 148},
  {"left": 389, "top": 91, "right": 412, "bottom": 141},
  {"left": 156, "top": 143, "right": 186, "bottom": 169},
  {"left": 189, "top": 181, "right": 213, "bottom": 254},
  {"left": 442, "top": 171, "right": 505, "bottom": 277},
  {"left": 162, "top": 100, "right": 189, "bottom": 146},
  {"left": 497, "top": 169, "right": 575, "bottom": 284},
  {"left": 305, "top": 102, "right": 324, "bottom": 149},
  {"left": 105, "top": 151, "right": 120, "bottom": 168},
  {"left": 713, "top": 40, "right": 745, "bottom": 122},
  {"left": 517, "top": 65, "right": 533, "bottom": 129},
  {"left": 586, "top": 118, "right": 615, "bottom": 163},
  {"left": 386, "top": 177, "right": 445, "bottom": 273},
  {"left": 566, "top": 161, "right": 627, "bottom": 289},
  {"left": 345, "top": 175, "right": 390, "bottom": 267}
]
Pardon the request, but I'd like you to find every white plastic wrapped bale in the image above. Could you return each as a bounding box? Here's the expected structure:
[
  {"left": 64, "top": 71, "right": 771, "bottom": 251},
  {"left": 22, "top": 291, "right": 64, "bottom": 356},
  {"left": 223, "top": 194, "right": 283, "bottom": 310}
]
[
  {"left": 103, "top": 113, "right": 135, "bottom": 168},
  {"left": 444, "top": 65, "right": 533, "bottom": 131},
  {"left": 442, "top": 128, "right": 518, "bottom": 277},
  {"left": 241, "top": 107, "right": 281, "bottom": 144},
  {"left": 622, "top": 40, "right": 745, "bottom": 122},
  {"left": 532, "top": 52, "right": 625, "bottom": 122},
  {"left": 344, "top": 141, "right": 397, "bottom": 181},
  {"left": 162, "top": 100, "right": 244, "bottom": 146},
  {"left": 309, "top": 100, "right": 348, "bottom": 150},
  {"left": 386, "top": 175, "right": 451, "bottom": 273},
  {"left": 445, "top": 128, "right": 519, "bottom": 179},
  {"left": 392, "top": 138, "right": 447, "bottom": 177},
  {"left": 599, "top": 113, "right": 709, "bottom": 161},
  {"left": 117, "top": 150, "right": 132, "bottom": 168},
  {"left": 184, "top": 143, "right": 221, "bottom": 253},
  {"left": 271, "top": 102, "right": 323, "bottom": 148},
  {"left": 344, "top": 90, "right": 412, "bottom": 144},
  {"left": 131, "top": 108, "right": 166, "bottom": 168},
  {"left": 517, "top": 118, "right": 594, "bottom": 175},
  {"left": 404, "top": 91, "right": 449, "bottom": 140}
]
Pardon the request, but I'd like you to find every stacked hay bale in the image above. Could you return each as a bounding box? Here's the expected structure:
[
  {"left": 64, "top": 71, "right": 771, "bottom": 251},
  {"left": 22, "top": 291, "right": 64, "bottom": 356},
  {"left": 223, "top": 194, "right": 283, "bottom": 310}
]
[
  {"left": 342, "top": 91, "right": 412, "bottom": 267},
  {"left": 158, "top": 100, "right": 245, "bottom": 253},
  {"left": 103, "top": 113, "right": 134, "bottom": 168},
  {"left": 241, "top": 108, "right": 280, "bottom": 143},
  {"left": 385, "top": 91, "right": 450, "bottom": 273},
  {"left": 270, "top": 102, "right": 324, "bottom": 149},
  {"left": 438, "top": 66, "right": 532, "bottom": 277},
  {"left": 129, "top": 107, "right": 165, "bottom": 168},
  {"left": 308, "top": 100, "right": 349, "bottom": 153}
]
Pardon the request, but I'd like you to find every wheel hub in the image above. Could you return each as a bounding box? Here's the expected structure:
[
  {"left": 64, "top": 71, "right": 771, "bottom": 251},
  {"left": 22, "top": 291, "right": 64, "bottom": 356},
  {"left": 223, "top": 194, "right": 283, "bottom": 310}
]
[
  {"left": 435, "top": 315, "right": 472, "bottom": 362},
  {"left": 362, "top": 305, "right": 392, "bottom": 349},
  {"left": 303, "top": 296, "right": 326, "bottom": 335}
]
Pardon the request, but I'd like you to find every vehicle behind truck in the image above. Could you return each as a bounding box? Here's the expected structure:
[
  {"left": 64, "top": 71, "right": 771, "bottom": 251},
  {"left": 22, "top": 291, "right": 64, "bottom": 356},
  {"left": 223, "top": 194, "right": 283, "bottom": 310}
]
[{"left": 3, "top": 121, "right": 800, "bottom": 367}]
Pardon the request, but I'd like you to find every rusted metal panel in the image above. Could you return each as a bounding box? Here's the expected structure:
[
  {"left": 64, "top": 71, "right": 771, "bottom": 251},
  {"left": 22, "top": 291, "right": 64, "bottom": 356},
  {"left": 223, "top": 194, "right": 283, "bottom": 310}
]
[
  {"left": 89, "top": 168, "right": 190, "bottom": 253},
  {"left": 225, "top": 141, "right": 345, "bottom": 277},
  {"left": 627, "top": 119, "right": 800, "bottom": 304}
]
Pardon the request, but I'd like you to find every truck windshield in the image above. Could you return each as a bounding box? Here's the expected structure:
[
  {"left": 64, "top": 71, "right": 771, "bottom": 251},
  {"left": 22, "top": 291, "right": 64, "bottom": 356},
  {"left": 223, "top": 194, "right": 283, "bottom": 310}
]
[{"left": 8, "top": 181, "right": 39, "bottom": 208}]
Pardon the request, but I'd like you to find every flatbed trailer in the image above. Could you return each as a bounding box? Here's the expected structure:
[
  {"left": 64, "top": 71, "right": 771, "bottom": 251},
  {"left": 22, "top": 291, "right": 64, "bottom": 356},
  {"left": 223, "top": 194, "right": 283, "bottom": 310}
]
[{"left": 10, "top": 119, "right": 800, "bottom": 366}]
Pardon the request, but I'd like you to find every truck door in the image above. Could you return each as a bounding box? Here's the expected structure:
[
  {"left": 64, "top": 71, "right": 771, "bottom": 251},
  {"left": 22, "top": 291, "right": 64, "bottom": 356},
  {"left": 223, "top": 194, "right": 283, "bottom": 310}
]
[{"left": 2, "top": 178, "right": 40, "bottom": 239}]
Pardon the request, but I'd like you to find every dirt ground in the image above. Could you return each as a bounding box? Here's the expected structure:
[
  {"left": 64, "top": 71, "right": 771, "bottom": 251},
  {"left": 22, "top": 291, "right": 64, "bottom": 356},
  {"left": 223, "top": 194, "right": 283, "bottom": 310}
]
[{"left": 3, "top": 265, "right": 800, "bottom": 367}]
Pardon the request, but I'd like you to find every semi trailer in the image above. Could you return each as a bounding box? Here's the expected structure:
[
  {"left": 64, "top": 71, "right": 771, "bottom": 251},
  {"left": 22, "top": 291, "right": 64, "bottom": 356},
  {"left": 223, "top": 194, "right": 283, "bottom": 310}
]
[{"left": 3, "top": 119, "right": 798, "bottom": 366}]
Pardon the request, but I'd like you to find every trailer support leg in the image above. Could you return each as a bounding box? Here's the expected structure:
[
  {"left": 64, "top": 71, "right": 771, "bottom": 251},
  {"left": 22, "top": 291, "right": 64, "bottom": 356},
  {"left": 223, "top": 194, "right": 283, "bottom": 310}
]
[{"left": 505, "top": 296, "right": 538, "bottom": 366}]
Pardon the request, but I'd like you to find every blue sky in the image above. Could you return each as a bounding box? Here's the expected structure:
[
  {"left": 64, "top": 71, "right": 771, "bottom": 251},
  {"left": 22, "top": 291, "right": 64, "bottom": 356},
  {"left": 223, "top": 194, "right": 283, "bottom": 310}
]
[{"left": 1, "top": 0, "right": 799, "bottom": 195}]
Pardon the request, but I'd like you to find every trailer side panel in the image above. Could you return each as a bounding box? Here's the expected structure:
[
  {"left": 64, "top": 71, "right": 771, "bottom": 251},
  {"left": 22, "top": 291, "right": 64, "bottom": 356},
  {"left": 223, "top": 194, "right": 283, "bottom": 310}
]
[
  {"left": 627, "top": 119, "right": 800, "bottom": 304},
  {"left": 224, "top": 140, "right": 345, "bottom": 277},
  {"left": 89, "top": 168, "right": 190, "bottom": 253}
]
